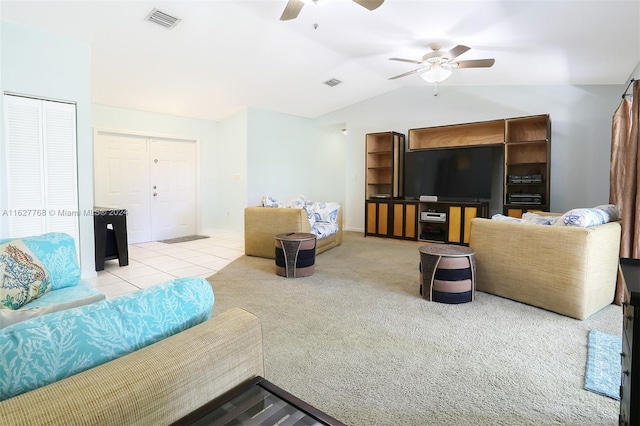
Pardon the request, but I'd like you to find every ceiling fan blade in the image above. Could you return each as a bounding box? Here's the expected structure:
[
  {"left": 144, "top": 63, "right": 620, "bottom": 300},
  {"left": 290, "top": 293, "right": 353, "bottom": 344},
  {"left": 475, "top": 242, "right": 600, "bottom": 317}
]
[
  {"left": 452, "top": 58, "right": 495, "bottom": 68},
  {"left": 446, "top": 45, "right": 471, "bottom": 61},
  {"left": 388, "top": 68, "right": 424, "bottom": 80},
  {"left": 389, "top": 57, "right": 423, "bottom": 65},
  {"left": 280, "top": 0, "right": 304, "bottom": 21},
  {"left": 353, "top": 0, "right": 385, "bottom": 11}
]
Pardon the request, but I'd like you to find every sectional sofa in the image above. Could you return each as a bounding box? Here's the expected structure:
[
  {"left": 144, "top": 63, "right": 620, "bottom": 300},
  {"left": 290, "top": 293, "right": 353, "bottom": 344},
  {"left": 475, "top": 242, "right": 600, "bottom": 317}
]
[
  {"left": 468, "top": 207, "right": 622, "bottom": 320},
  {"left": 0, "top": 232, "right": 265, "bottom": 423}
]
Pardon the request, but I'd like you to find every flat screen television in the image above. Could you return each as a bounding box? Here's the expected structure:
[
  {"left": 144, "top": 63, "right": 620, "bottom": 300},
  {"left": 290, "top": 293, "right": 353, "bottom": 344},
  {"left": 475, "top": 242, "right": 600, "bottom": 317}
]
[{"left": 404, "top": 146, "right": 496, "bottom": 201}]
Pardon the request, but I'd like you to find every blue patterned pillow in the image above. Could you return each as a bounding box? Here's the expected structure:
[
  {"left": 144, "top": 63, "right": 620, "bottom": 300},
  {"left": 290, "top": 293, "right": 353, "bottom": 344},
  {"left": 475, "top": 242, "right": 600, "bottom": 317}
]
[
  {"left": 0, "top": 277, "right": 214, "bottom": 401},
  {"left": 0, "top": 240, "right": 52, "bottom": 309},
  {"left": 554, "top": 204, "right": 620, "bottom": 227},
  {"left": 0, "top": 233, "right": 80, "bottom": 290}
]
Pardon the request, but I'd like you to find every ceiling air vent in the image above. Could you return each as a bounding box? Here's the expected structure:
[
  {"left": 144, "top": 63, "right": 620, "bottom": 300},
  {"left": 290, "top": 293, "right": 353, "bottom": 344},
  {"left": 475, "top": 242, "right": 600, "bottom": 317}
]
[
  {"left": 324, "top": 78, "right": 343, "bottom": 87},
  {"left": 145, "top": 8, "right": 181, "bottom": 29}
]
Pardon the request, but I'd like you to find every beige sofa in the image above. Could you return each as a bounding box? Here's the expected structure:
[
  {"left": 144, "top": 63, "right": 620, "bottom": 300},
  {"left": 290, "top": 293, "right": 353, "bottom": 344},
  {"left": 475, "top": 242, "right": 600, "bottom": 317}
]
[
  {"left": 0, "top": 308, "right": 263, "bottom": 425},
  {"left": 468, "top": 218, "right": 621, "bottom": 320},
  {"left": 244, "top": 206, "right": 343, "bottom": 259}
]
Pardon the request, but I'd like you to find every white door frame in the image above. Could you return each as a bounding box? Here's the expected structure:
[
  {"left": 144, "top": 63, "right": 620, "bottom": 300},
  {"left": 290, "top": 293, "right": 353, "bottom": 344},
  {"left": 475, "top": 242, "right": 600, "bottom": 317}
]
[{"left": 93, "top": 127, "right": 201, "bottom": 242}]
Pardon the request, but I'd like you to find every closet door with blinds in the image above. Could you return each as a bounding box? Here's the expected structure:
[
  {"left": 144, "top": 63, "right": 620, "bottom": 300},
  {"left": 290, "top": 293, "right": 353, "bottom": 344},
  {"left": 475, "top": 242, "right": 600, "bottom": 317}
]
[{"left": 2, "top": 94, "right": 79, "bottom": 243}]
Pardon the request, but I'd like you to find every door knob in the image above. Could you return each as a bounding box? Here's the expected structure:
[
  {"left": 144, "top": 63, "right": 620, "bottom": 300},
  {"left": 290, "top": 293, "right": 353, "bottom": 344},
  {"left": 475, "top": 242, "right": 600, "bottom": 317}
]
[{"left": 153, "top": 192, "right": 157, "bottom": 197}]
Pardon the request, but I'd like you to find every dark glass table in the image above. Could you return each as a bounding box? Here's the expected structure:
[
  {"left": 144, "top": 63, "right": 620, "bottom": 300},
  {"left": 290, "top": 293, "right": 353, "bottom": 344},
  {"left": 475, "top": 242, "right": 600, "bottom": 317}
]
[{"left": 173, "top": 376, "right": 345, "bottom": 426}]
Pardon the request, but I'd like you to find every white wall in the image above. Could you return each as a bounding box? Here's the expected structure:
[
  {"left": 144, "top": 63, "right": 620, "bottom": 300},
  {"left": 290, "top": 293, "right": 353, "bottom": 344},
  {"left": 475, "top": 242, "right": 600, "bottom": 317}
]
[
  {"left": 317, "top": 84, "right": 625, "bottom": 231},
  {"left": 91, "top": 104, "right": 219, "bottom": 235},
  {"left": 246, "top": 108, "right": 346, "bottom": 207},
  {"left": 0, "top": 21, "right": 94, "bottom": 278},
  {"left": 214, "top": 109, "right": 248, "bottom": 233},
  {"left": 629, "top": 61, "right": 640, "bottom": 81}
]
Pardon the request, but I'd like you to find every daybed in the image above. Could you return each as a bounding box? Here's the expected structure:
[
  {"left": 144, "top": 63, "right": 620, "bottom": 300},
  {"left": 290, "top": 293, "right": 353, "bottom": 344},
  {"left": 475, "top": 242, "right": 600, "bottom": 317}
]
[
  {"left": 245, "top": 197, "right": 343, "bottom": 259},
  {"left": 468, "top": 207, "right": 622, "bottom": 320}
]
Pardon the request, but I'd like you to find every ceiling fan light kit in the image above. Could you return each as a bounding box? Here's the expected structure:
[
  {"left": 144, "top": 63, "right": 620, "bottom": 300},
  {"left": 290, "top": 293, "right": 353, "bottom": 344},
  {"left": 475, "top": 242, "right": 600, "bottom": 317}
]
[{"left": 420, "top": 65, "right": 452, "bottom": 83}]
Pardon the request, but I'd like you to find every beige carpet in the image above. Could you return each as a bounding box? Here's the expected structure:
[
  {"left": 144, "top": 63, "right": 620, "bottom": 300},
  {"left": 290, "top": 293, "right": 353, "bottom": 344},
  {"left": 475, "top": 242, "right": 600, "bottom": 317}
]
[{"left": 207, "top": 231, "right": 621, "bottom": 426}]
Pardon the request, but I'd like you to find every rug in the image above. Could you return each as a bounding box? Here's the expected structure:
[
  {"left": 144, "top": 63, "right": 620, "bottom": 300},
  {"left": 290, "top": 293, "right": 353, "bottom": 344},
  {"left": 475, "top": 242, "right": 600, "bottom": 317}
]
[
  {"left": 584, "top": 329, "right": 622, "bottom": 400},
  {"left": 207, "top": 231, "right": 623, "bottom": 425},
  {"left": 158, "top": 235, "right": 209, "bottom": 244}
]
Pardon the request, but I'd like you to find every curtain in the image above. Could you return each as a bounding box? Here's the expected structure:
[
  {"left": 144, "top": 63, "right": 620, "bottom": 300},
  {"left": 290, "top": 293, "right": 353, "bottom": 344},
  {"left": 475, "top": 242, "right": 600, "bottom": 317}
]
[{"left": 610, "top": 80, "right": 640, "bottom": 304}]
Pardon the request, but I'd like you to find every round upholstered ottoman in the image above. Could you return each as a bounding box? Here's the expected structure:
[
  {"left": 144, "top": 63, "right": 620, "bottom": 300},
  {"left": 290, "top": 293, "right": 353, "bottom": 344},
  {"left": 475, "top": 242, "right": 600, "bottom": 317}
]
[
  {"left": 275, "top": 233, "right": 317, "bottom": 278},
  {"left": 419, "top": 244, "right": 476, "bottom": 304}
]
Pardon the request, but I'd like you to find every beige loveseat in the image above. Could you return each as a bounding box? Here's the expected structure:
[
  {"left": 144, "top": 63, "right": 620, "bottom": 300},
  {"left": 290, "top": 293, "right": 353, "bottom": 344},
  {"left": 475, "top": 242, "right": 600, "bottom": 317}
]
[
  {"left": 468, "top": 218, "right": 621, "bottom": 320},
  {"left": 0, "top": 308, "right": 263, "bottom": 425},
  {"left": 244, "top": 206, "right": 343, "bottom": 259}
]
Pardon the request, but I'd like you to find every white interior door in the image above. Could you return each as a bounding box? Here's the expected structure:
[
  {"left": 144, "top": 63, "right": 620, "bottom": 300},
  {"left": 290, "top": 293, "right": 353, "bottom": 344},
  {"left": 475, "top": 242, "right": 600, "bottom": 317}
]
[
  {"left": 150, "top": 139, "right": 197, "bottom": 241},
  {"left": 94, "top": 131, "right": 197, "bottom": 244},
  {"left": 94, "top": 132, "right": 151, "bottom": 244}
]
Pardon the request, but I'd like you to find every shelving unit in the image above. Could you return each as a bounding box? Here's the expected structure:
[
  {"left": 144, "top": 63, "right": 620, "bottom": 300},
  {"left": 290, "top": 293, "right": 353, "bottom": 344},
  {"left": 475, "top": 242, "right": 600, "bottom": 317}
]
[
  {"left": 364, "top": 115, "right": 551, "bottom": 244},
  {"left": 504, "top": 115, "right": 551, "bottom": 216},
  {"left": 366, "top": 132, "right": 405, "bottom": 199}
]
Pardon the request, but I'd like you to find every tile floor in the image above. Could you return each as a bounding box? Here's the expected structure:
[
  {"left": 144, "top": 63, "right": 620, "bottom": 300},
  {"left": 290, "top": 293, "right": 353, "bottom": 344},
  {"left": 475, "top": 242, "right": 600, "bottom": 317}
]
[{"left": 83, "top": 230, "right": 244, "bottom": 298}]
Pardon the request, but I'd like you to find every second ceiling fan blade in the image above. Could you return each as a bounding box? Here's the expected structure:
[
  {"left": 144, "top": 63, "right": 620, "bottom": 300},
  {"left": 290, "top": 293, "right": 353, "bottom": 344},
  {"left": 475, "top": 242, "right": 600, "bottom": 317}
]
[
  {"left": 452, "top": 58, "right": 495, "bottom": 68},
  {"left": 388, "top": 68, "right": 424, "bottom": 80},
  {"left": 353, "top": 0, "right": 385, "bottom": 11},
  {"left": 389, "top": 57, "right": 423, "bottom": 65},
  {"left": 280, "top": 0, "right": 304, "bottom": 21},
  {"left": 446, "top": 45, "right": 471, "bottom": 61}
]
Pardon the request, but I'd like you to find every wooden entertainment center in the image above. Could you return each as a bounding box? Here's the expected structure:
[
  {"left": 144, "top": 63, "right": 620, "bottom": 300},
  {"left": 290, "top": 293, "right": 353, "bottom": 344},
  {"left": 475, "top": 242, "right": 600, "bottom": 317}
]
[{"left": 365, "top": 114, "right": 551, "bottom": 244}]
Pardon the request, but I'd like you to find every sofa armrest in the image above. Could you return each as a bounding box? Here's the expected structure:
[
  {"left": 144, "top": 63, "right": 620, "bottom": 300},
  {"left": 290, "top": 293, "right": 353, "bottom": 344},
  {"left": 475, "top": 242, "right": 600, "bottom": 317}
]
[
  {"left": 0, "top": 307, "right": 264, "bottom": 425},
  {"left": 244, "top": 207, "right": 311, "bottom": 258},
  {"left": 468, "top": 218, "right": 621, "bottom": 319}
]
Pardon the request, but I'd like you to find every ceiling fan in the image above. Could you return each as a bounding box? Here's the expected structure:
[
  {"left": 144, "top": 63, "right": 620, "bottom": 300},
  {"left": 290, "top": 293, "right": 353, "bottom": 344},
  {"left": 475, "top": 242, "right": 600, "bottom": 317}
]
[
  {"left": 388, "top": 43, "right": 495, "bottom": 84},
  {"left": 280, "top": 0, "right": 384, "bottom": 21}
]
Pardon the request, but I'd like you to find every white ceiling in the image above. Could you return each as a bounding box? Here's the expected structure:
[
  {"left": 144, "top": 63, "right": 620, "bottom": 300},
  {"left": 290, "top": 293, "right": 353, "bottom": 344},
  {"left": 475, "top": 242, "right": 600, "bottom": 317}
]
[{"left": 2, "top": 0, "right": 639, "bottom": 121}]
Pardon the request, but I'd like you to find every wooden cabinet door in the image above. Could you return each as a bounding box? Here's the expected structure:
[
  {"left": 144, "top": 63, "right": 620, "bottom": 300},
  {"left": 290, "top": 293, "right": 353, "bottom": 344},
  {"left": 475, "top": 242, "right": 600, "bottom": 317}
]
[
  {"left": 391, "top": 202, "right": 417, "bottom": 240},
  {"left": 448, "top": 206, "right": 462, "bottom": 243},
  {"left": 377, "top": 203, "right": 389, "bottom": 235},
  {"left": 366, "top": 201, "right": 377, "bottom": 235},
  {"left": 448, "top": 205, "right": 479, "bottom": 244},
  {"left": 463, "top": 207, "right": 478, "bottom": 244},
  {"left": 392, "top": 203, "right": 404, "bottom": 237},
  {"left": 404, "top": 203, "right": 417, "bottom": 239},
  {"left": 365, "top": 201, "right": 389, "bottom": 236}
]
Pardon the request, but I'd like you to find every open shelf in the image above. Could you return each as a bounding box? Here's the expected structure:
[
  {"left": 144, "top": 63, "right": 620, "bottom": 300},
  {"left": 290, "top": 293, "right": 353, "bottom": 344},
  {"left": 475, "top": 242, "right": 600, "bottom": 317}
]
[
  {"left": 409, "top": 119, "right": 504, "bottom": 150},
  {"left": 365, "top": 132, "right": 405, "bottom": 199}
]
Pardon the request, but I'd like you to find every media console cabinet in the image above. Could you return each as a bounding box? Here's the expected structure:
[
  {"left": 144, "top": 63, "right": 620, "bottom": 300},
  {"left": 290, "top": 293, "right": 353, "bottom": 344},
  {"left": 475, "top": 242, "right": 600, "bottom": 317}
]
[
  {"left": 365, "top": 199, "right": 488, "bottom": 245},
  {"left": 364, "top": 114, "right": 550, "bottom": 244}
]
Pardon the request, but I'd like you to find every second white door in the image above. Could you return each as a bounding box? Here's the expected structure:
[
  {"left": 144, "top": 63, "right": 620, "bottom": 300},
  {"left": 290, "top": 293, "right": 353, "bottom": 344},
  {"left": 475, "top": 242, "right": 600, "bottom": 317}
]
[
  {"left": 150, "top": 139, "right": 197, "bottom": 241},
  {"left": 94, "top": 132, "right": 197, "bottom": 243}
]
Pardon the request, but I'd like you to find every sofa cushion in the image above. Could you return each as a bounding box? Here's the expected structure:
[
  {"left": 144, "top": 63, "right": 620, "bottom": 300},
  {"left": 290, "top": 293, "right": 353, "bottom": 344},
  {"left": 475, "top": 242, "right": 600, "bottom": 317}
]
[
  {"left": 554, "top": 204, "right": 620, "bottom": 227},
  {"left": 0, "top": 281, "right": 105, "bottom": 329},
  {"left": 260, "top": 196, "right": 341, "bottom": 239},
  {"left": 0, "top": 233, "right": 80, "bottom": 290},
  {"left": 0, "top": 277, "right": 214, "bottom": 401},
  {"left": 0, "top": 240, "right": 51, "bottom": 310},
  {"left": 492, "top": 204, "right": 620, "bottom": 228}
]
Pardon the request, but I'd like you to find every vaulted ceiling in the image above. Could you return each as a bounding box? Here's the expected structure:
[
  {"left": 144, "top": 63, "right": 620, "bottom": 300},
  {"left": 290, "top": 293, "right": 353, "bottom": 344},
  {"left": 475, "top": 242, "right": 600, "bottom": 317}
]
[{"left": 2, "top": 0, "right": 639, "bottom": 121}]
